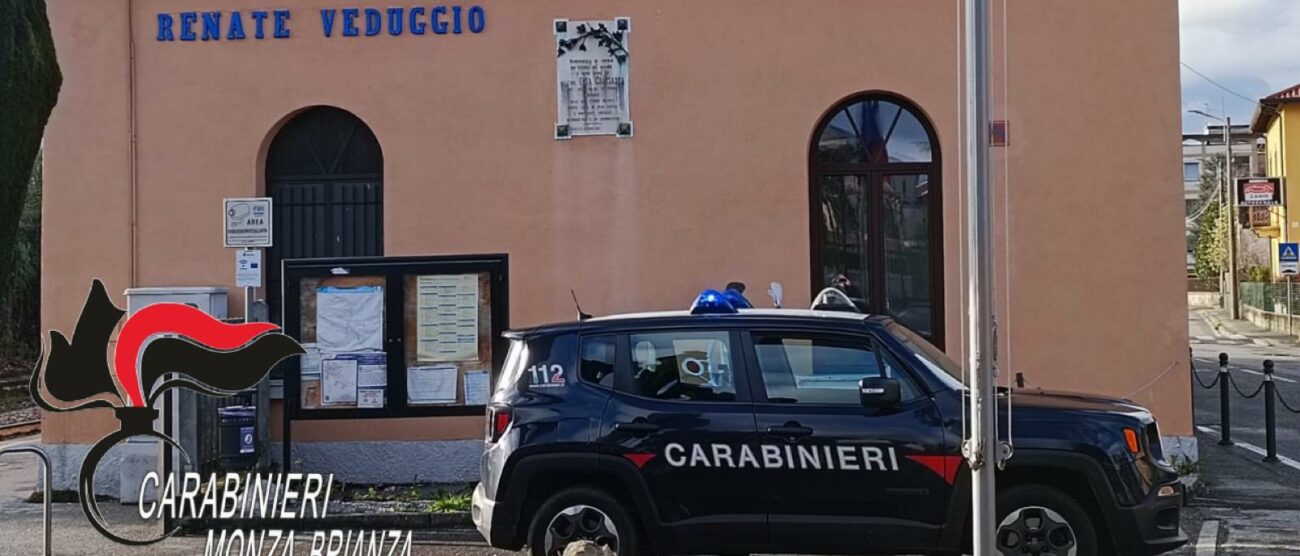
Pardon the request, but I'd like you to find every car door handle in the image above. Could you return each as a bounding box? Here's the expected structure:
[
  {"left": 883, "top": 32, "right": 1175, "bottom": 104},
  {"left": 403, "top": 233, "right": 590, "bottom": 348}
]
[
  {"left": 765, "top": 425, "right": 814, "bottom": 438},
  {"left": 614, "top": 422, "right": 661, "bottom": 435}
]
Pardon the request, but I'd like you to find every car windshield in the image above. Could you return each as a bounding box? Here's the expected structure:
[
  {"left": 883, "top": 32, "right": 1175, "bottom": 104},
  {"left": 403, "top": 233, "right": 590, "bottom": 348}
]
[{"left": 886, "top": 322, "right": 965, "bottom": 390}]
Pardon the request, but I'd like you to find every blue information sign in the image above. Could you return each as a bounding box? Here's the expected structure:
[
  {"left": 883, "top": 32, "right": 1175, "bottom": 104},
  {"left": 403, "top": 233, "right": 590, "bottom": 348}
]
[{"left": 1280, "top": 242, "right": 1299, "bottom": 275}]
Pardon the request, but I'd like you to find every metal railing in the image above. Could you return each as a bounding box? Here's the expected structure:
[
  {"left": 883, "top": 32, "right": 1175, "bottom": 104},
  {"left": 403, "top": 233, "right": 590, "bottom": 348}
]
[
  {"left": 1240, "top": 281, "right": 1300, "bottom": 316},
  {"left": 1193, "top": 351, "right": 1300, "bottom": 462},
  {"left": 0, "top": 444, "right": 52, "bottom": 556}
]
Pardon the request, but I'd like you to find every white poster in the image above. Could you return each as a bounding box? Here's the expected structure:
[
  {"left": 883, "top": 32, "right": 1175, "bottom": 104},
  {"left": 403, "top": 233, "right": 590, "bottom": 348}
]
[
  {"left": 464, "top": 370, "right": 490, "bottom": 406},
  {"left": 407, "top": 364, "right": 459, "bottom": 404},
  {"left": 299, "top": 343, "right": 322, "bottom": 376},
  {"left": 554, "top": 18, "right": 632, "bottom": 138},
  {"left": 416, "top": 275, "right": 480, "bottom": 362},
  {"left": 321, "top": 358, "right": 359, "bottom": 405},
  {"left": 357, "top": 388, "right": 385, "bottom": 409},
  {"left": 317, "top": 286, "right": 384, "bottom": 352}
]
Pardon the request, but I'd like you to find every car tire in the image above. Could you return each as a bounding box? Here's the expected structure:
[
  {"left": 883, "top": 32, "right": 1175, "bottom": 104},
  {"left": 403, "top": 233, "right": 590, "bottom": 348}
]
[
  {"left": 996, "top": 484, "right": 1099, "bottom": 556},
  {"left": 528, "top": 487, "right": 641, "bottom": 556}
]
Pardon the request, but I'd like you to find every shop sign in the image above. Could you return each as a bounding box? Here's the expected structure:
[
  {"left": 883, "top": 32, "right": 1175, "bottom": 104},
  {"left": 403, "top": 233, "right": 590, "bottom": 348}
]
[
  {"left": 224, "top": 197, "right": 272, "bottom": 248},
  {"left": 155, "top": 5, "right": 486, "bottom": 42},
  {"left": 1237, "top": 177, "right": 1283, "bottom": 207},
  {"left": 554, "top": 18, "right": 633, "bottom": 139}
]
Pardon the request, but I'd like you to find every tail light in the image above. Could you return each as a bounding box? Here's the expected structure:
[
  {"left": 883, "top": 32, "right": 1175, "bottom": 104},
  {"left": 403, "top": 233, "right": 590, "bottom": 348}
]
[{"left": 487, "top": 405, "right": 513, "bottom": 443}]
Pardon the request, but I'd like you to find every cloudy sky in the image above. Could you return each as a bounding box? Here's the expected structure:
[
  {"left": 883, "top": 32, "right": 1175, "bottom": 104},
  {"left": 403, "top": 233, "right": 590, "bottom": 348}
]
[{"left": 1180, "top": 0, "right": 1300, "bottom": 132}]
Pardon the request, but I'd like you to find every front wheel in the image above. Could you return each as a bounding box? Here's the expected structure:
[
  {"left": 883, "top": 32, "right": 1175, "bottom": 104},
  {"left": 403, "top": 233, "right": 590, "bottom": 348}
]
[
  {"left": 528, "top": 487, "right": 641, "bottom": 556},
  {"left": 996, "top": 484, "right": 1099, "bottom": 556}
]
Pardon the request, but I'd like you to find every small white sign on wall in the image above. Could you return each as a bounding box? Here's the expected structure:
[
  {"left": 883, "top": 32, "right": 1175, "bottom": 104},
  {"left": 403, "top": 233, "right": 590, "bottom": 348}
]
[
  {"left": 224, "top": 197, "right": 273, "bottom": 247},
  {"left": 554, "top": 17, "right": 632, "bottom": 139},
  {"left": 235, "top": 249, "right": 263, "bottom": 288}
]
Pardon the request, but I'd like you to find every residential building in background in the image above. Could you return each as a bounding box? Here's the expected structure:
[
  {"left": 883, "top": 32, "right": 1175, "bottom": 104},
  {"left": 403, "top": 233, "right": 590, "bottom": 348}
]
[
  {"left": 1252, "top": 83, "right": 1300, "bottom": 277},
  {"left": 1182, "top": 124, "right": 1261, "bottom": 276}
]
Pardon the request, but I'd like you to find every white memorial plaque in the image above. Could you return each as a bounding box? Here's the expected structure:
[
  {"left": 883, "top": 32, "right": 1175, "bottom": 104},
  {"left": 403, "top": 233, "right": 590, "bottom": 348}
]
[{"left": 554, "top": 18, "right": 632, "bottom": 138}]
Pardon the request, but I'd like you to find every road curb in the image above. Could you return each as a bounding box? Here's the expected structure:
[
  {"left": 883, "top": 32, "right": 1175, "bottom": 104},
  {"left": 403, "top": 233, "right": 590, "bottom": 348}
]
[{"left": 181, "top": 510, "right": 473, "bottom": 534}]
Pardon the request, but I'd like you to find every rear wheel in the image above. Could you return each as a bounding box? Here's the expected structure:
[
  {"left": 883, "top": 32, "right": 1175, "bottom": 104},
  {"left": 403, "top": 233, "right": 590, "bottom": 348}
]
[
  {"left": 996, "top": 484, "right": 1098, "bottom": 556},
  {"left": 528, "top": 487, "right": 641, "bottom": 556}
]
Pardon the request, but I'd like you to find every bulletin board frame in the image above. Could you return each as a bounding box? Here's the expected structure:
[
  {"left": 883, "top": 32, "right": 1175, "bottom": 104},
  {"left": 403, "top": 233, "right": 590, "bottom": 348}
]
[{"left": 281, "top": 254, "right": 508, "bottom": 422}]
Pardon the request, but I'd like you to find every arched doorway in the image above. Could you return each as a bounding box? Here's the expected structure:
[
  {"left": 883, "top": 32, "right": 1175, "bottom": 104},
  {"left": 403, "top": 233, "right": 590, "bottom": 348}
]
[
  {"left": 265, "top": 106, "right": 384, "bottom": 323},
  {"left": 809, "top": 93, "right": 943, "bottom": 345}
]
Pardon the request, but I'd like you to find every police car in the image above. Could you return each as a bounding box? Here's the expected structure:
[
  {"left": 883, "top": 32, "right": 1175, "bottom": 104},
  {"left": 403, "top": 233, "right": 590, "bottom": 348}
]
[{"left": 472, "top": 289, "right": 1187, "bottom": 556}]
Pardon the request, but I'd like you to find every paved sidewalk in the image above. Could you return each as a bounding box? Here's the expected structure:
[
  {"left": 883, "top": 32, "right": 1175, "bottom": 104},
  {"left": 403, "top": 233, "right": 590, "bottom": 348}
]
[{"left": 1195, "top": 307, "right": 1299, "bottom": 348}]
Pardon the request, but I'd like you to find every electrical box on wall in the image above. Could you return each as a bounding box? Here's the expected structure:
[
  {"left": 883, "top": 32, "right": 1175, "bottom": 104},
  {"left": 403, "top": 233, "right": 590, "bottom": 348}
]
[
  {"left": 120, "top": 286, "right": 230, "bottom": 504},
  {"left": 124, "top": 286, "right": 228, "bottom": 318}
]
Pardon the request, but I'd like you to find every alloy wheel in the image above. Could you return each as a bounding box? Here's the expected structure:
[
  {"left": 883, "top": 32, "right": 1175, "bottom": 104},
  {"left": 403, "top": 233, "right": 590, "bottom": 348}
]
[
  {"left": 996, "top": 505, "right": 1078, "bottom": 556},
  {"left": 543, "top": 504, "right": 620, "bottom": 555}
]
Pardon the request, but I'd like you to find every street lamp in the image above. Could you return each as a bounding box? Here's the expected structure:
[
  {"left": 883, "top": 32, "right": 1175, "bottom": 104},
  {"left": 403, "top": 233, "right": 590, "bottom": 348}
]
[{"left": 1189, "top": 109, "right": 1241, "bottom": 319}]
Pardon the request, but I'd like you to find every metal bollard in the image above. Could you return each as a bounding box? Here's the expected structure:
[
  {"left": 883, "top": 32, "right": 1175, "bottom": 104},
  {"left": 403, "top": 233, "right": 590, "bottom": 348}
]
[
  {"left": 1264, "top": 360, "right": 1278, "bottom": 463},
  {"left": 0, "top": 445, "right": 52, "bottom": 556},
  {"left": 1220, "top": 352, "right": 1233, "bottom": 446}
]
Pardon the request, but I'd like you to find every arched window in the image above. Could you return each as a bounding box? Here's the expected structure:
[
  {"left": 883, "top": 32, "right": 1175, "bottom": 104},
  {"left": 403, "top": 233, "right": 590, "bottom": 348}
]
[
  {"left": 265, "top": 106, "right": 383, "bottom": 323},
  {"left": 810, "top": 93, "right": 943, "bottom": 344}
]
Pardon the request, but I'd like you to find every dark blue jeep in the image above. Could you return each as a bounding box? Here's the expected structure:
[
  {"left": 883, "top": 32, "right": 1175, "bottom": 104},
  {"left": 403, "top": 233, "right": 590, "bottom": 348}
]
[{"left": 472, "top": 291, "right": 1187, "bottom": 556}]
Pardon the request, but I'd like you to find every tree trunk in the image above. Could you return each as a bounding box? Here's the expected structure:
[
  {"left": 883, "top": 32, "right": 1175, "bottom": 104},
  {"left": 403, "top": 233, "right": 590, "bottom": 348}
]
[{"left": 0, "top": 0, "right": 61, "bottom": 290}]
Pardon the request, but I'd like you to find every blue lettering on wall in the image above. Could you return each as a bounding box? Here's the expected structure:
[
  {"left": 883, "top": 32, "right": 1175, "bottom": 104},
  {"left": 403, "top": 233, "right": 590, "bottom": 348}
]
[
  {"left": 201, "top": 12, "right": 221, "bottom": 41},
  {"left": 409, "top": 7, "right": 426, "bottom": 34},
  {"left": 157, "top": 14, "right": 174, "bottom": 41},
  {"left": 467, "top": 5, "right": 485, "bottom": 33},
  {"left": 273, "top": 10, "right": 291, "bottom": 38},
  {"left": 227, "top": 11, "right": 246, "bottom": 40},
  {"left": 154, "top": 6, "right": 489, "bottom": 43},
  {"left": 342, "top": 8, "right": 360, "bottom": 36},
  {"left": 320, "top": 9, "right": 337, "bottom": 37},
  {"left": 251, "top": 11, "right": 268, "bottom": 39},
  {"left": 179, "top": 12, "right": 197, "bottom": 41},
  {"left": 365, "top": 8, "right": 381, "bottom": 36},
  {"left": 387, "top": 8, "right": 403, "bottom": 36},
  {"left": 431, "top": 6, "right": 448, "bottom": 34}
]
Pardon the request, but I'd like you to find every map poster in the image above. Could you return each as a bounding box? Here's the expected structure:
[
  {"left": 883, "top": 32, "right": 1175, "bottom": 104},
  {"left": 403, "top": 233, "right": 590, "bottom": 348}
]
[
  {"left": 321, "top": 358, "right": 359, "bottom": 405},
  {"left": 554, "top": 18, "right": 632, "bottom": 138},
  {"left": 316, "top": 285, "right": 384, "bottom": 352}
]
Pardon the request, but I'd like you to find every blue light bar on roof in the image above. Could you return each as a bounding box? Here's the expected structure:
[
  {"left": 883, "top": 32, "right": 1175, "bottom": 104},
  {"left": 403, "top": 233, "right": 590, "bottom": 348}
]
[
  {"left": 722, "top": 288, "right": 753, "bottom": 309},
  {"left": 690, "top": 289, "right": 738, "bottom": 315}
]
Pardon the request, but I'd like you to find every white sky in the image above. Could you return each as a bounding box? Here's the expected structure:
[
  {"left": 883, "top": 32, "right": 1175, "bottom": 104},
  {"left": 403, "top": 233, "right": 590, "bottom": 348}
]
[{"left": 1180, "top": 0, "right": 1300, "bottom": 132}]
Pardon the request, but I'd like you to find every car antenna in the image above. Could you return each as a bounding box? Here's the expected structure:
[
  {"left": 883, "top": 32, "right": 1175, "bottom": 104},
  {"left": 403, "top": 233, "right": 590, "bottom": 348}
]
[{"left": 571, "top": 289, "right": 592, "bottom": 320}]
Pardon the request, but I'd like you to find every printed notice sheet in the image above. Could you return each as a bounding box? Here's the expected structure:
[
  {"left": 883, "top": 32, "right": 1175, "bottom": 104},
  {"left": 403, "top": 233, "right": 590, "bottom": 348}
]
[
  {"left": 416, "top": 275, "right": 480, "bottom": 362},
  {"left": 357, "top": 389, "right": 385, "bottom": 409},
  {"left": 407, "top": 364, "right": 459, "bottom": 404},
  {"left": 299, "top": 343, "right": 322, "bottom": 376},
  {"left": 321, "top": 358, "right": 359, "bottom": 405},
  {"left": 317, "top": 286, "right": 384, "bottom": 352},
  {"left": 335, "top": 352, "right": 387, "bottom": 387},
  {"left": 464, "top": 370, "right": 490, "bottom": 406}
]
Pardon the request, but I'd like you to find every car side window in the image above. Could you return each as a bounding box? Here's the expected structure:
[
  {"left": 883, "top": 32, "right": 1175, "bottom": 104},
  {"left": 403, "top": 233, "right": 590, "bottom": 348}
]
[
  {"left": 579, "top": 335, "right": 617, "bottom": 389},
  {"left": 625, "top": 330, "right": 737, "bottom": 402},
  {"left": 752, "top": 332, "right": 920, "bottom": 404}
]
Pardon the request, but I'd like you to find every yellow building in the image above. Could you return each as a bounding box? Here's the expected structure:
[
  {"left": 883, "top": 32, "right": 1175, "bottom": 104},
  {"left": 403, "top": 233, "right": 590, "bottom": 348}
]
[{"left": 1251, "top": 84, "right": 1300, "bottom": 275}]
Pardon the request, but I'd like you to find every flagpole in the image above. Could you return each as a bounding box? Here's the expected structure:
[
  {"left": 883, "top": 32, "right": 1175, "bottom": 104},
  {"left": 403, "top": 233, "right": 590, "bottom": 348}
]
[{"left": 964, "top": 0, "right": 999, "bottom": 554}]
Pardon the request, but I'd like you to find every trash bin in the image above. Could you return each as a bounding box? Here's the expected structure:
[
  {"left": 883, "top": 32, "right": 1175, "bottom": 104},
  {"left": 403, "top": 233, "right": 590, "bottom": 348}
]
[{"left": 218, "top": 406, "right": 257, "bottom": 471}]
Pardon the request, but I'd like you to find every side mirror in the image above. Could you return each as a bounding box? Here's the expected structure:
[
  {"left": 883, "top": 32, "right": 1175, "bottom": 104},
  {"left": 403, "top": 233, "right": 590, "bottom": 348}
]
[{"left": 859, "top": 377, "right": 901, "bottom": 408}]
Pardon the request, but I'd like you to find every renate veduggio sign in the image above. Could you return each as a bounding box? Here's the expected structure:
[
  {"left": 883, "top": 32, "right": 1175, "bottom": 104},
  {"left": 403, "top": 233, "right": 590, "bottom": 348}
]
[
  {"left": 1237, "top": 177, "right": 1284, "bottom": 207},
  {"left": 155, "top": 5, "right": 486, "bottom": 42}
]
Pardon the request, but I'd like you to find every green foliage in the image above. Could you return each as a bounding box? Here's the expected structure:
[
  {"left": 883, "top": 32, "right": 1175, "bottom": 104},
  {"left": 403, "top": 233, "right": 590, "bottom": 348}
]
[
  {"left": 1244, "top": 265, "right": 1271, "bottom": 283},
  {"left": 426, "top": 489, "right": 472, "bottom": 513},
  {"left": 0, "top": 1, "right": 61, "bottom": 363},
  {"left": 1193, "top": 155, "right": 1228, "bottom": 282}
]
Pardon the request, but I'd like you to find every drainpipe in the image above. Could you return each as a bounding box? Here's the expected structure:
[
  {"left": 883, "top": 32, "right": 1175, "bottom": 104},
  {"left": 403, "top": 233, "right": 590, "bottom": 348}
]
[{"left": 128, "top": 0, "right": 139, "bottom": 287}]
